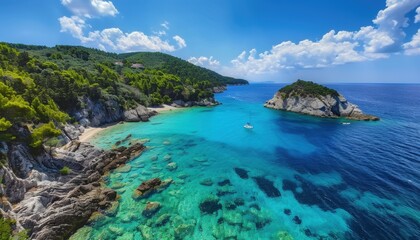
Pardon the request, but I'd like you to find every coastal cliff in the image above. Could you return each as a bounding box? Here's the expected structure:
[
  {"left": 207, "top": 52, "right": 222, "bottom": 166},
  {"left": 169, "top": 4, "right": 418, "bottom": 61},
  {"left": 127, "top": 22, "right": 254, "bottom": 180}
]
[
  {"left": 0, "top": 134, "right": 145, "bottom": 239},
  {"left": 264, "top": 80, "right": 379, "bottom": 121}
]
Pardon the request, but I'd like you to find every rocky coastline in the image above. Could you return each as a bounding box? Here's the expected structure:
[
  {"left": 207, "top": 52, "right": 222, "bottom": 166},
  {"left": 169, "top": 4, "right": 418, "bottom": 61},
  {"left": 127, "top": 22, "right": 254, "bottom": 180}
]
[
  {"left": 0, "top": 93, "right": 222, "bottom": 239},
  {"left": 1, "top": 136, "right": 145, "bottom": 239},
  {"left": 264, "top": 80, "right": 379, "bottom": 121}
]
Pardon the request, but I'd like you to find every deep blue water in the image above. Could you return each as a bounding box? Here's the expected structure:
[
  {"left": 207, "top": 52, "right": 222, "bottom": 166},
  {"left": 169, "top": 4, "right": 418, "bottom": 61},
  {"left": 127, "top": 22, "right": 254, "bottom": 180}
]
[{"left": 72, "top": 84, "right": 420, "bottom": 240}]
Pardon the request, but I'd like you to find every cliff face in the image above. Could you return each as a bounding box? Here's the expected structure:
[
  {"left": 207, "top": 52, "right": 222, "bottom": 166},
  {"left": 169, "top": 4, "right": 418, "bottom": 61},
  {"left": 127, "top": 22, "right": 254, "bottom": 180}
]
[
  {"left": 73, "top": 98, "right": 158, "bottom": 128},
  {"left": 264, "top": 81, "right": 379, "bottom": 121},
  {"left": 0, "top": 137, "right": 145, "bottom": 239}
]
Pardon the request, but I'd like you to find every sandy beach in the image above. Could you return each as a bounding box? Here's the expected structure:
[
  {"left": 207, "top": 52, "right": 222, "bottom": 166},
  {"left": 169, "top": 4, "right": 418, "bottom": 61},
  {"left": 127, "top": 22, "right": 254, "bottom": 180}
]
[
  {"left": 147, "top": 104, "right": 179, "bottom": 113},
  {"left": 78, "top": 105, "right": 180, "bottom": 143},
  {"left": 78, "top": 124, "right": 115, "bottom": 142}
]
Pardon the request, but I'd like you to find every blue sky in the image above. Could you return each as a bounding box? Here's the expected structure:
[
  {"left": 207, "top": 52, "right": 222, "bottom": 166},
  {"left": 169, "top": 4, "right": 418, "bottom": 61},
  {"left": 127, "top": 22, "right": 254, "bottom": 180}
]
[{"left": 1, "top": 0, "right": 420, "bottom": 83}]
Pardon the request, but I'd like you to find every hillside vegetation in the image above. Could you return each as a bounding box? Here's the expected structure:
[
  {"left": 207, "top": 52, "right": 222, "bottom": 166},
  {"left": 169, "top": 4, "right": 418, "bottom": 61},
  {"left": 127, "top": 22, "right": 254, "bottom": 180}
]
[
  {"left": 278, "top": 79, "right": 339, "bottom": 98},
  {"left": 0, "top": 43, "right": 247, "bottom": 148}
]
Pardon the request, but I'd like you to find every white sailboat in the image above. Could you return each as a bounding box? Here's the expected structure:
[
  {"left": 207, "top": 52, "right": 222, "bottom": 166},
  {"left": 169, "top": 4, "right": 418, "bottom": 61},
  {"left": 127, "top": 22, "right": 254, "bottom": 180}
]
[{"left": 244, "top": 113, "right": 254, "bottom": 129}]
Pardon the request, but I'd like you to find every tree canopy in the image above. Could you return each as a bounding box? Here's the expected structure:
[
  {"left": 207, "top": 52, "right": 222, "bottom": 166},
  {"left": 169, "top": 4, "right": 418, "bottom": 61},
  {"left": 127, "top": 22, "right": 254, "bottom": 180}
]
[{"left": 0, "top": 43, "right": 248, "bottom": 147}]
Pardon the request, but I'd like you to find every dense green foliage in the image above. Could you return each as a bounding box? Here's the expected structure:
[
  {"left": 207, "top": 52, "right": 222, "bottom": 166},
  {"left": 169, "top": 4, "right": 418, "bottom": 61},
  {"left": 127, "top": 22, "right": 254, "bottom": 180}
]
[
  {"left": 120, "top": 52, "right": 248, "bottom": 85},
  {"left": 30, "top": 122, "right": 62, "bottom": 148},
  {"left": 0, "top": 216, "right": 28, "bottom": 240},
  {"left": 279, "top": 80, "right": 339, "bottom": 98},
  {"left": 0, "top": 217, "right": 12, "bottom": 240},
  {"left": 59, "top": 166, "right": 71, "bottom": 175},
  {"left": 0, "top": 43, "right": 247, "bottom": 147}
]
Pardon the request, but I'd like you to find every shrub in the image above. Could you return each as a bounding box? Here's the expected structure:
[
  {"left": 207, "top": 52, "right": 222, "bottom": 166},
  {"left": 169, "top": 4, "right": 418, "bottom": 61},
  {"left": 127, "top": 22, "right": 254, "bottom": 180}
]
[
  {"left": 0, "top": 217, "right": 13, "bottom": 240},
  {"left": 30, "top": 122, "right": 61, "bottom": 148},
  {"left": 59, "top": 166, "right": 71, "bottom": 175}
]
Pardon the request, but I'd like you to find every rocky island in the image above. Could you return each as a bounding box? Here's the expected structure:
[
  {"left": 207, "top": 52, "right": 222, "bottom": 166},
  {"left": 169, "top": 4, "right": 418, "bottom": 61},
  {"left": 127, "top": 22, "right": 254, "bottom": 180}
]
[{"left": 265, "top": 80, "right": 379, "bottom": 121}]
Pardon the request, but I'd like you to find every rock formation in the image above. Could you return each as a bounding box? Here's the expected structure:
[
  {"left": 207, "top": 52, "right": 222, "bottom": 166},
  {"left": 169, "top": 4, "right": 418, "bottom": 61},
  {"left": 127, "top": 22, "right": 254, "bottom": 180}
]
[
  {"left": 0, "top": 138, "right": 145, "bottom": 240},
  {"left": 132, "top": 178, "right": 172, "bottom": 199},
  {"left": 264, "top": 80, "right": 379, "bottom": 121}
]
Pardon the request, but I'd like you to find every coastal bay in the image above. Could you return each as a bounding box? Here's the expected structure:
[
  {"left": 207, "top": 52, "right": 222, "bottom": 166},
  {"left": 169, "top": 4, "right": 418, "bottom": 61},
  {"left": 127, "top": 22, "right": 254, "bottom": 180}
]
[{"left": 70, "top": 84, "right": 420, "bottom": 239}]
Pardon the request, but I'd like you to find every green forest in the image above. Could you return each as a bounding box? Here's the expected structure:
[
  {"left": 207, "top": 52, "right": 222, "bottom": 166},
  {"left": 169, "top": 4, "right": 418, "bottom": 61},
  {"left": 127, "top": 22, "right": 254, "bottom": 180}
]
[
  {"left": 278, "top": 79, "right": 339, "bottom": 98},
  {"left": 0, "top": 43, "right": 247, "bottom": 149}
]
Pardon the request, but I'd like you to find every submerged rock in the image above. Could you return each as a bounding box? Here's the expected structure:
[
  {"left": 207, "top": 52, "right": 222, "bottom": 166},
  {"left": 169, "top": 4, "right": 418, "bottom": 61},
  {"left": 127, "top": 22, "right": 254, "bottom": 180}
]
[
  {"left": 114, "top": 164, "right": 131, "bottom": 173},
  {"left": 234, "top": 167, "right": 249, "bottom": 179},
  {"left": 276, "top": 231, "right": 294, "bottom": 240},
  {"left": 250, "top": 203, "right": 261, "bottom": 210},
  {"left": 138, "top": 225, "right": 152, "bottom": 240},
  {"left": 217, "top": 186, "right": 236, "bottom": 197},
  {"left": 199, "top": 197, "right": 222, "bottom": 214},
  {"left": 177, "top": 174, "right": 188, "bottom": 179},
  {"left": 253, "top": 176, "right": 281, "bottom": 198},
  {"left": 109, "top": 225, "right": 124, "bottom": 236},
  {"left": 88, "top": 211, "right": 106, "bottom": 224},
  {"left": 155, "top": 213, "right": 171, "bottom": 227},
  {"left": 225, "top": 201, "right": 237, "bottom": 210},
  {"left": 133, "top": 178, "right": 172, "bottom": 199},
  {"left": 293, "top": 216, "right": 302, "bottom": 225},
  {"left": 284, "top": 208, "right": 292, "bottom": 215},
  {"left": 142, "top": 201, "right": 161, "bottom": 218},
  {"left": 166, "top": 162, "right": 178, "bottom": 171},
  {"left": 248, "top": 208, "right": 271, "bottom": 230},
  {"left": 163, "top": 154, "right": 172, "bottom": 161},
  {"left": 200, "top": 178, "right": 213, "bottom": 186},
  {"left": 174, "top": 223, "right": 195, "bottom": 239},
  {"left": 105, "top": 201, "right": 119, "bottom": 216},
  {"left": 121, "top": 213, "right": 138, "bottom": 223},
  {"left": 224, "top": 211, "right": 242, "bottom": 225},
  {"left": 218, "top": 179, "right": 231, "bottom": 186},
  {"left": 233, "top": 198, "right": 245, "bottom": 206},
  {"left": 117, "top": 232, "right": 135, "bottom": 240}
]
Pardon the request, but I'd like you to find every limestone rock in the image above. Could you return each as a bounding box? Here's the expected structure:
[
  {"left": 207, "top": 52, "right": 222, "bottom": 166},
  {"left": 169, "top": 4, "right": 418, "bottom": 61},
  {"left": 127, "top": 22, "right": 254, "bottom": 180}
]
[
  {"left": 142, "top": 201, "right": 161, "bottom": 218},
  {"left": 264, "top": 80, "right": 379, "bottom": 121}
]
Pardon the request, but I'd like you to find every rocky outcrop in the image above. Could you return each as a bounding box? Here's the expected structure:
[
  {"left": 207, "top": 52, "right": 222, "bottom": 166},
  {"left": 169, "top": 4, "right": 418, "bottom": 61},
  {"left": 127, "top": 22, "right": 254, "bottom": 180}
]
[
  {"left": 264, "top": 80, "right": 379, "bottom": 121},
  {"left": 73, "top": 97, "right": 156, "bottom": 127},
  {"left": 0, "top": 139, "right": 145, "bottom": 240},
  {"left": 123, "top": 105, "right": 157, "bottom": 122},
  {"left": 213, "top": 86, "right": 227, "bottom": 93},
  {"left": 170, "top": 98, "right": 220, "bottom": 108},
  {"left": 132, "top": 178, "right": 172, "bottom": 199}
]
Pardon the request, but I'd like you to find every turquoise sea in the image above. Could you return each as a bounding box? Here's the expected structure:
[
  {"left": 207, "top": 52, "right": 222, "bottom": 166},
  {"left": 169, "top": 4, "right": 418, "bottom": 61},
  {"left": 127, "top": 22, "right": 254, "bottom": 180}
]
[{"left": 71, "top": 84, "right": 420, "bottom": 240}]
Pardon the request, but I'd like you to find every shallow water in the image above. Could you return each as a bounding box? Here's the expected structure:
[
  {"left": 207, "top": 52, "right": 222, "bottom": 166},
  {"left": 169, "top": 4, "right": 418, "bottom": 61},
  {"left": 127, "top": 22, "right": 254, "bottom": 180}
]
[{"left": 71, "top": 84, "right": 420, "bottom": 240}]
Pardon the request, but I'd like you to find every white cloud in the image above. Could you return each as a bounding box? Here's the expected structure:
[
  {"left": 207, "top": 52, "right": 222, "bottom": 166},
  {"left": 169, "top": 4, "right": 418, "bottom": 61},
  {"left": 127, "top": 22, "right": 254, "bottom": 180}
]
[
  {"left": 58, "top": 16, "right": 91, "bottom": 43},
  {"left": 173, "top": 35, "right": 187, "bottom": 48},
  {"left": 225, "top": 0, "right": 420, "bottom": 78},
  {"left": 367, "top": 0, "right": 419, "bottom": 53},
  {"left": 403, "top": 29, "right": 420, "bottom": 55},
  {"left": 116, "top": 31, "right": 177, "bottom": 52},
  {"left": 188, "top": 56, "right": 220, "bottom": 68},
  {"left": 71, "top": 27, "right": 183, "bottom": 52},
  {"left": 61, "top": 0, "right": 118, "bottom": 18},
  {"left": 154, "top": 30, "right": 167, "bottom": 36},
  {"left": 229, "top": 33, "right": 368, "bottom": 76},
  {"left": 161, "top": 21, "right": 170, "bottom": 30},
  {"left": 58, "top": 3, "right": 186, "bottom": 52},
  {"left": 415, "top": 7, "right": 420, "bottom": 23}
]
